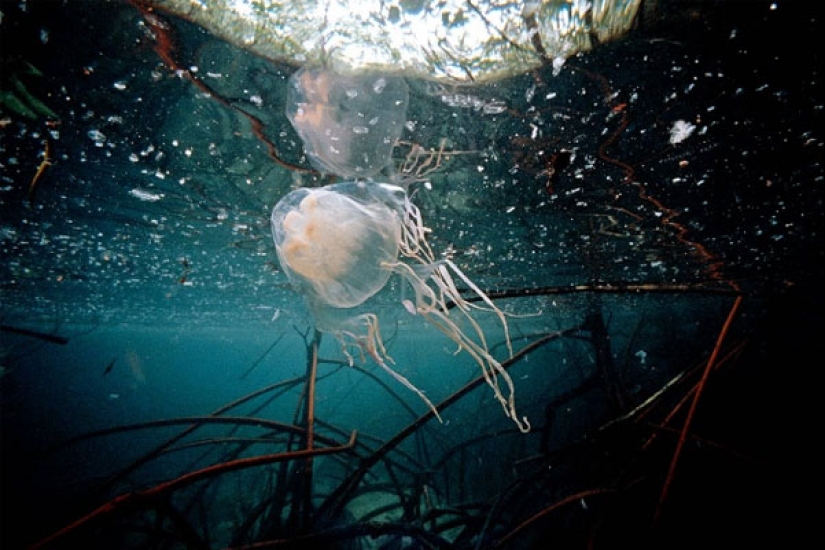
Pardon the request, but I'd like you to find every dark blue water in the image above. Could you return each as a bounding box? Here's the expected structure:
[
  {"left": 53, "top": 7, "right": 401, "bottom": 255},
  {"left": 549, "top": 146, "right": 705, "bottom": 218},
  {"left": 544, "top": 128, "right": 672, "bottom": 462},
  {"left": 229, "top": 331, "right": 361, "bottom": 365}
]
[{"left": 1, "top": 1, "right": 822, "bottom": 548}]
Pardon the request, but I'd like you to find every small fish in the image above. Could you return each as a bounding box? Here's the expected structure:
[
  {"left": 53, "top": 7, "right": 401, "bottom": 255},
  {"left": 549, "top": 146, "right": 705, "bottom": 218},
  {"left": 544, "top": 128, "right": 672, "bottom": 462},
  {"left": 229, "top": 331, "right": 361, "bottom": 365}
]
[{"left": 103, "top": 358, "right": 116, "bottom": 376}]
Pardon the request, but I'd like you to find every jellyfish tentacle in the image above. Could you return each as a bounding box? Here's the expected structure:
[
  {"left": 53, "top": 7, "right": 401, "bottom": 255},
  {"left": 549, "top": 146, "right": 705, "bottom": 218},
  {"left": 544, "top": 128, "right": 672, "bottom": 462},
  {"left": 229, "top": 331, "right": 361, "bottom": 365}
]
[
  {"left": 442, "top": 259, "right": 514, "bottom": 357},
  {"left": 337, "top": 313, "right": 442, "bottom": 422},
  {"left": 370, "top": 353, "right": 442, "bottom": 424},
  {"left": 383, "top": 258, "right": 529, "bottom": 433},
  {"left": 419, "top": 302, "right": 528, "bottom": 432},
  {"left": 389, "top": 194, "right": 529, "bottom": 431},
  {"left": 397, "top": 195, "right": 435, "bottom": 261}
]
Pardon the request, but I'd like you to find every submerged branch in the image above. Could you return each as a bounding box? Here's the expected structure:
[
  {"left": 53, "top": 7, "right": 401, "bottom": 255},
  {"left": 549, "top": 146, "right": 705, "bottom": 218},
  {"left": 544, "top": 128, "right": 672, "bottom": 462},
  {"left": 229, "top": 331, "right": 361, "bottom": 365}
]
[
  {"left": 451, "top": 281, "right": 741, "bottom": 308},
  {"left": 655, "top": 295, "right": 743, "bottom": 520},
  {"left": 39, "top": 415, "right": 346, "bottom": 458},
  {"left": 0, "top": 324, "right": 69, "bottom": 344},
  {"left": 30, "top": 432, "right": 357, "bottom": 550},
  {"left": 316, "top": 328, "right": 576, "bottom": 522}
]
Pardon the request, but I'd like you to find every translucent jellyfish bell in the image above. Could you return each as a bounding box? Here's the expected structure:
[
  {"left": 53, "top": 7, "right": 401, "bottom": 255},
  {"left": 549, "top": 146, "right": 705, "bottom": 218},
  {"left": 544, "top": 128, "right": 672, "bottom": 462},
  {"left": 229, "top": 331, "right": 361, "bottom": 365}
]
[
  {"left": 272, "top": 183, "right": 401, "bottom": 308},
  {"left": 285, "top": 67, "right": 409, "bottom": 178},
  {"left": 271, "top": 181, "right": 530, "bottom": 432}
]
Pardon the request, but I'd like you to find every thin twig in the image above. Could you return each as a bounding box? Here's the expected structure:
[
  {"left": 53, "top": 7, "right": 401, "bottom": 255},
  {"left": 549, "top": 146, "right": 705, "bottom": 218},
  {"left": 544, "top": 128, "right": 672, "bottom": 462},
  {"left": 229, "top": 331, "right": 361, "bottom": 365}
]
[
  {"left": 29, "top": 432, "right": 357, "bottom": 549},
  {"left": 492, "top": 488, "right": 612, "bottom": 548},
  {"left": 654, "top": 295, "right": 743, "bottom": 520}
]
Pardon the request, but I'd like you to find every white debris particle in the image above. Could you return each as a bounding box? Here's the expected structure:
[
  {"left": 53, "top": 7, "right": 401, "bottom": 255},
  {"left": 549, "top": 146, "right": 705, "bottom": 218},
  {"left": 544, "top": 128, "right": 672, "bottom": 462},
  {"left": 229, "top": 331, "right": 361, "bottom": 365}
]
[
  {"left": 113, "top": 81, "right": 127, "bottom": 91},
  {"left": 669, "top": 120, "right": 696, "bottom": 145},
  {"left": 129, "top": 188, "right": 163, "bottom": 202},
  {"left": 87, "top": 129, "right": 106, "bottom": 144},
  {"left": 552, "top": 56, "right": 566, "bottom": 76}
]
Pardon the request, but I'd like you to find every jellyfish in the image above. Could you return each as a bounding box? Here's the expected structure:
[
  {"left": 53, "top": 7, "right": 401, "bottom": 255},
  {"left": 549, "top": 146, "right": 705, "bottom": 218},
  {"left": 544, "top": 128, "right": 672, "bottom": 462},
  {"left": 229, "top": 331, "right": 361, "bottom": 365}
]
[
  {"left": 285, "top": 66, "right": 409, "bottom": 178},
  {"left": 271, "top": 180, "right": 530, "bottom": 432}
]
